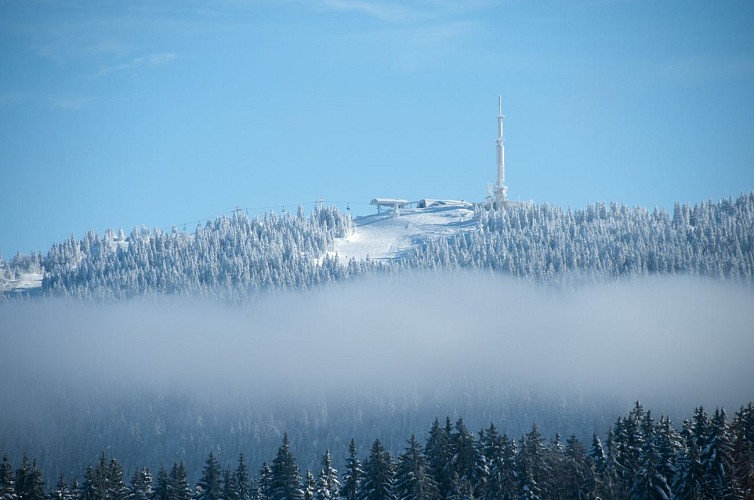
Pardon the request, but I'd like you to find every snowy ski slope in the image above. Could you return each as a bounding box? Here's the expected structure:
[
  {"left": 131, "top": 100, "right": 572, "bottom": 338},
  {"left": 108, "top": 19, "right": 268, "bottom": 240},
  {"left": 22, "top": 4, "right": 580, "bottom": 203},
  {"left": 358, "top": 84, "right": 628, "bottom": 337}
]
[{"left": 332, "top": 201, "right": 478, "bottom": 261}]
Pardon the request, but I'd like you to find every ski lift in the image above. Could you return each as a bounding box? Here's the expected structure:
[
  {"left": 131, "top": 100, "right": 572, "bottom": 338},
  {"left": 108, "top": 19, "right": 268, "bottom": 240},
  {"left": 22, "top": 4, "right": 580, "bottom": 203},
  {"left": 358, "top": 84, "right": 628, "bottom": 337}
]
[
  {"left": 281, "top": 206, "right": 286, "bottom": 214},
  {"left": 346, "top": 203, "right": 351, "bottom": 211},
  {"left": 182, "top": 223, "right": 187, "bottom": 231}
]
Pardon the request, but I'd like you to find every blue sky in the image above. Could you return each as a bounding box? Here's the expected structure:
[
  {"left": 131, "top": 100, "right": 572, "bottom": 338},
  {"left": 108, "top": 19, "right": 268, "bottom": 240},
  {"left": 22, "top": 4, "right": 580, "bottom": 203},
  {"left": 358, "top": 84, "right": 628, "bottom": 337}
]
[{"left": 1, "top": 0, "right": 753, "bottom": 258}]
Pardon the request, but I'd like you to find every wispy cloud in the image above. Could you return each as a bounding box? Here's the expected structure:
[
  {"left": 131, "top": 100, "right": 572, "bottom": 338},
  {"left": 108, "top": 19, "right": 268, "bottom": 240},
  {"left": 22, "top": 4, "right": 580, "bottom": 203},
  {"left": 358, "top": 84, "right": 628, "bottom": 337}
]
[
  {"left": 368, "top": 20, "right": 480, "bottom": 71},
  {"left": 84, "top": 40, "right": 132, "bottom": 58},
  {"left": 315, "top": 0, "right": 485, "bottom": 70},
  {"left": 96, "top": 52, "right": 177, "bottom": 77},
  {"left": 0, "top": 93, "right": 30, "bottom": 107},
  {"left": 320, "top": 0, "right": 493, "bottom": 23},
  {"left": 322, "top": 0, "right": 418, "bottom": 23},
  {"left": 662, "top": 54, "right": 754, "bottom": 81},
  {"left": 50, "top": 96, "right": 98, "bottom": 111},
  {"left": 35, "top": 41, "right": 69, "bottom": 66}
]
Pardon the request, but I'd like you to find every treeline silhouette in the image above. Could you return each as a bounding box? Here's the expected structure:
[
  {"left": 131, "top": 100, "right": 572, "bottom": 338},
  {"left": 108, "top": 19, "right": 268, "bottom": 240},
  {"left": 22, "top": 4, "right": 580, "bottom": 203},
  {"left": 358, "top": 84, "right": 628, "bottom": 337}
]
[{"left": 3, "top": 402, "right": 753, "bottom": 499}]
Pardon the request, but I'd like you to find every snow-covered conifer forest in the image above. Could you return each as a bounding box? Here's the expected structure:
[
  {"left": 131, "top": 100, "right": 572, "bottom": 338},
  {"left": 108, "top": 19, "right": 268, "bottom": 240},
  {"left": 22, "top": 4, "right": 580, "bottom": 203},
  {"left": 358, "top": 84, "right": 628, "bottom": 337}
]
[
  {"left": 1, "top": 402, "right": 753, "bottom": 499},
  {"left": 2, "top": 193, "right": 753, "bottom": 300},
  {"left": 1, "top": 194, "right": 753, "bottom": 499}
]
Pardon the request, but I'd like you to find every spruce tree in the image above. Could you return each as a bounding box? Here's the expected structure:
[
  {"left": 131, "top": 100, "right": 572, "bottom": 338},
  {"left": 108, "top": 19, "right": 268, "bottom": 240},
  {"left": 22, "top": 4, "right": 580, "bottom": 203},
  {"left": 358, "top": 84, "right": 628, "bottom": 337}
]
[
  {"left": 545, "top": 433, "right": 566, "bottom": 498},
  {"left": 255, "top": 462, "right": 274, "bottom": 500},
  {"left": 314, "top": 450, "right": 339, "bottom": 500},
  {"left": 196, "top": 452, "right": 224, "bottom": 500},
  {"left": 236, "top": 453, "right": 252, "bottom": 500},
  {"left": 731, "top": 402, "right": 754, "bottom": 499},
  {"left": 358, "top": 439, "right": 394, "bottom": 500},
  {"left": 224, "top": 468, "right": 240, "bottom": 500},
  {"left": 655, "top": 416, "right": 682, "bottom": 488},
  {"left": 270, "top": 433, "right": 303, "bottom": 500},
  {"left": 480, "top": 424, "right": 516, "bottom": 500},
  {"left": 341, "top": 439, "right": 363, "bottom": 500},
  {"left": 516, "top": 424, "right": 547, "bottom": 498},
  {"left": 150, "top": 467, "right": 170, "bottom": 500},
  {"left": 79, "top": 465, "right": 99, "bottom": 500},
  {"left": 562, "top": 434, "right": 594, "bottom": 499},
  {"left": 702, "top": 408, "right": 737, "bottom": 499},
  {"left": 51, "top": 472, "right": 70, "bottom": 500},
  {"left": 107, "top": 458, "right": 128, "bottom": 500},
  {"left": 13, "top": 454, "right": 30, "bottom": 500},
  {"left": 303, "top": 471, "right": 315, "bottom": 500},
  {"left": 629, "top": 411, "right": 672, "bottom": 500},
  {"left": 601, "top": 429, "right": 623, "bottom": 499},
  {"left": 672, "top": 419, "right": 706, "bottom": 500},
  {"left": 68, "top": 479, "right": 81, "bottom": 500},
  {"left": 447, "top": 418, "right": 486, "bottom": 498},
  {"left": 129, "top": 467, "right": 152, "bottom": 500},
  {"left": 169, "top": 462, "right": 192, "bottom": 500},
  {"left": 393, "top": 434, "right": 437, "bottom": 500},
  {"left": 0, "top": 454, "right": 16, "bottom": 500},
  {"left": 589, "top": 432, "right": 609, "bottom": 498},
  {"left": 14, "top": 456, "right": 44, "bottom": 500},
  {"left": 424, "top": 418, "right": 452, "bottom": 497}
]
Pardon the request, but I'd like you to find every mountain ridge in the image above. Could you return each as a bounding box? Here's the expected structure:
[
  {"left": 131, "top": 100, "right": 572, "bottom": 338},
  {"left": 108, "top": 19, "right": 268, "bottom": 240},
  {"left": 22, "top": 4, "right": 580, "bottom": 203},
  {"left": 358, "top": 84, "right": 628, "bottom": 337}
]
[{"left": 2, "top": 193, "right": 753, "bottom": 300}]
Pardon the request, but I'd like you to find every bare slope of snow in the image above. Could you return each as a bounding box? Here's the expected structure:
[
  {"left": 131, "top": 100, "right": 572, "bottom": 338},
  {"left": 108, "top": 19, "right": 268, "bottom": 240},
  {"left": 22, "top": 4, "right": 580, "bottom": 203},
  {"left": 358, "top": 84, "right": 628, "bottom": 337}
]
[
  {"left": 333, "top": 201, "right": 478, "bottom": 261},
  {"left": 1, "top": 271, "right": 43, "bottom": 294}
]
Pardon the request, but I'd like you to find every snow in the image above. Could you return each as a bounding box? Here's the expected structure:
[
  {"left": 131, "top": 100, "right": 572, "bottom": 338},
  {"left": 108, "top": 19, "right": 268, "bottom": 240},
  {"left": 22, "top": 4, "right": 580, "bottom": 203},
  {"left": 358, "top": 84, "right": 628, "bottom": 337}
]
[
  {"left": 333, "top": 201, "right": 478, "bottom": 261},
  {"left": 2, "top": 271, "right": 43, "bottom": 293}
]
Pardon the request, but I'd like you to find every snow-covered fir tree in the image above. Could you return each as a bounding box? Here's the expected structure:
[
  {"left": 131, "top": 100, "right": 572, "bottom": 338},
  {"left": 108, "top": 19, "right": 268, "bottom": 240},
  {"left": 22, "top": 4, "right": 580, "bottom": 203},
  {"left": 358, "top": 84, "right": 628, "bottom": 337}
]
[
  {"left": 270, "top": 433, "right": 304, "bottom": 500},
  {"left": 0, "top": 454, "right": 16, "bottom": 500},
  {"left": 358, "top": 439, "right": 395, "bottom": 500},
  {"left": 392, "top": 434, "right": 437, "bottom": 500},
  {"left": 341, "top": 440, "right": 363, "bottom": 500},
  {"left": 313, "top": 450, "right": 339, "bottom": 500},
  {"left": 196, "top": 453, "right": 223, "bottom": 500},
  {"left": 169, "top": 462, "right": 192, "bottom": 500},
  {"left": 128, "top": 467, "right": 152, "bottom": 500}
]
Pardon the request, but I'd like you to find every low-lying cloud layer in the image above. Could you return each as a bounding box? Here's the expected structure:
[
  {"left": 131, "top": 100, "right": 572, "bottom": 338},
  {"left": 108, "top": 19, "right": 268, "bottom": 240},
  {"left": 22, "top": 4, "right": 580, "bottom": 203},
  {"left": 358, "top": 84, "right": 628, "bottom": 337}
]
[{"left": 2, "top": 273, "right": 753, "bottom": 414}]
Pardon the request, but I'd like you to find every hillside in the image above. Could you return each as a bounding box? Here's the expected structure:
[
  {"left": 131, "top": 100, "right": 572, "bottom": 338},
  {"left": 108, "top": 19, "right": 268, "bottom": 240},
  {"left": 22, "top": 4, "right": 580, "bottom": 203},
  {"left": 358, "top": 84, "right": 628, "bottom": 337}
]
[
  {"left": 1, "top": 193, "right": 753, "bottom": 300},
  {"left": 332, "top": 200, "right": 477, "bottom": 261}
]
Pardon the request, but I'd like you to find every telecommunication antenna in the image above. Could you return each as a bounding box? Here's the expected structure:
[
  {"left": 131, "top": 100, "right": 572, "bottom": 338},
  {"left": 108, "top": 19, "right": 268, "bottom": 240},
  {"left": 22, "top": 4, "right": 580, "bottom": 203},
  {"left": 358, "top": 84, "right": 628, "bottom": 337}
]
[{"left": 495, "top": 95, "right": 508, "bottom": 205}]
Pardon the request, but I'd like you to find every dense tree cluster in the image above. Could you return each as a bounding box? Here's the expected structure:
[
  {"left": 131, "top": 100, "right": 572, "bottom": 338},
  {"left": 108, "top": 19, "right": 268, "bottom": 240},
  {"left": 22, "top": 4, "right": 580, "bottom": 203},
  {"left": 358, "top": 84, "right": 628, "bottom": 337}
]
[
  {"left": 38, "top": 207, "right": 372, "bottom": 300},
  {"left": 403, "top": 194, "right": 754, "bottom": 284},
  {"left": 2, "top": 193, "right": 753, "bottom": 300},
  {"left": 3, "top": 402, "right": 753, "bottom": 499}
]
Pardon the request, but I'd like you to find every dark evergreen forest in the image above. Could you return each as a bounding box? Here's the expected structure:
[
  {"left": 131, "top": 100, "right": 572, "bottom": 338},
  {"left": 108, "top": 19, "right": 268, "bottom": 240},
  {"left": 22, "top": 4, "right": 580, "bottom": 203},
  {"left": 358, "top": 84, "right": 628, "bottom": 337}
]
[{"left": 2, "top": 402, "right": 753, "bottom": 499}]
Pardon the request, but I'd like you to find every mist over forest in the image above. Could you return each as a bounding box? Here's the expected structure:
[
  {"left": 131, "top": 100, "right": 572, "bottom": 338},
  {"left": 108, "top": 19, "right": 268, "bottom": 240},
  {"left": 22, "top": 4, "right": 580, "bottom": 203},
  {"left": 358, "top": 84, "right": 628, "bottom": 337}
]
[
  {"left": 2, "top": 273, "right": 752, "bottom": 483},
  {"left": 1, "top": 194, "right": 753, "bottom": 498}
]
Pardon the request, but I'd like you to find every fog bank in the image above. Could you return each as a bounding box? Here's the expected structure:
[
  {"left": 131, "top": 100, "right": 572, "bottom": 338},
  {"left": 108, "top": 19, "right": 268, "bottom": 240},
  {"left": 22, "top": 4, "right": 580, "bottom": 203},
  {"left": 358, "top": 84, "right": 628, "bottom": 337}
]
[{"left": 1, "top": 273, "right": 752, "bottom": 411}]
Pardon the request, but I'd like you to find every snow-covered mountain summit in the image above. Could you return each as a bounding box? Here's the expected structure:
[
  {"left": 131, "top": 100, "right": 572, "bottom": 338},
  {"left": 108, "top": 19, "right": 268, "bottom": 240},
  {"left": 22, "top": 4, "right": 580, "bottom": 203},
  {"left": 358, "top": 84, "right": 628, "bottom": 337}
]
[
  {"left": 2, "top": 193, "right": 753, "bottom": 300},
  {"left": 333, "top": 200, "right": 477, "bottom": 261}
]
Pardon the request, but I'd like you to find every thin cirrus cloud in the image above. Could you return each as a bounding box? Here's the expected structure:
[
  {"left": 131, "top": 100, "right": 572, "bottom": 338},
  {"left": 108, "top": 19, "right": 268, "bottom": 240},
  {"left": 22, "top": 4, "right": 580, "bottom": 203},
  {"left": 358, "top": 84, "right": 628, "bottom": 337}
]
[
  {"left": 96, "top": 52, "right": 177, "bottom": 78},
  {"left": 320, "top": 0, "right": 491, "bottom": 24},
  {"left": 49, "top": 96, "right": 98, "bottom": 111},
  {"left": 322, "top": 0, "right": 419, "bottom": 23}
]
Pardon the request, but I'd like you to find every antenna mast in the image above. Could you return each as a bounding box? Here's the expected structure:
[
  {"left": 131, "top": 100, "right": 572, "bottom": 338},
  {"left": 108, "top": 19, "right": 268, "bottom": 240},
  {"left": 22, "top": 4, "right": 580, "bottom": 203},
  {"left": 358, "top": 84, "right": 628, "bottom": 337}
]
[{"left": 495, "top": 95, "right": 508, "bottom": 205}]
